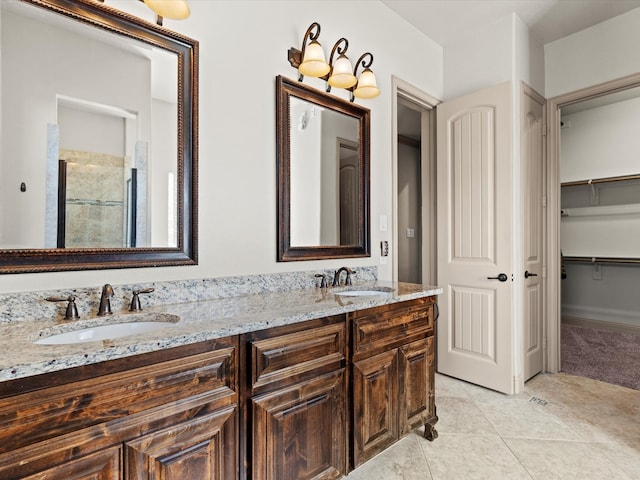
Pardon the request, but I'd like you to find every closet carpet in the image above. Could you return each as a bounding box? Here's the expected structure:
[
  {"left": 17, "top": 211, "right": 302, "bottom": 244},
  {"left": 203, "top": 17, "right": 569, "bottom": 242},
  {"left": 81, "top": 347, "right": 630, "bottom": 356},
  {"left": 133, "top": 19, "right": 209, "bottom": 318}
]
[{"left": 561, "top": 323, "right": 640, "bottom": 390}]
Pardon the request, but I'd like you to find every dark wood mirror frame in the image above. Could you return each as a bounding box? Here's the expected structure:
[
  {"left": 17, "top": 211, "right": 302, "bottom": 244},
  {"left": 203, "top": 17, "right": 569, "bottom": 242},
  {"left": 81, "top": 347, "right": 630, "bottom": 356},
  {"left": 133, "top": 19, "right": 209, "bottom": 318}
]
[
  {"left": 276, "top": 75, "right": 370, "bottom": 261},
  {"left": 0, "top": 0, "right": 198, "bottom": 274}
]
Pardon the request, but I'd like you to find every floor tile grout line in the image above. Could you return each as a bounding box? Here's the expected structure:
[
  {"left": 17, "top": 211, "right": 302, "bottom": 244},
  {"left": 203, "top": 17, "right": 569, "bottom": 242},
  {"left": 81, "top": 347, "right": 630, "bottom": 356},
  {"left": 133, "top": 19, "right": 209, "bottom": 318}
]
[
  {"left": 497, "top": 435, "right": 536, "bottom": 480},
  {"left": 413, "top": 429, "right": 436, "bottom": 480}
]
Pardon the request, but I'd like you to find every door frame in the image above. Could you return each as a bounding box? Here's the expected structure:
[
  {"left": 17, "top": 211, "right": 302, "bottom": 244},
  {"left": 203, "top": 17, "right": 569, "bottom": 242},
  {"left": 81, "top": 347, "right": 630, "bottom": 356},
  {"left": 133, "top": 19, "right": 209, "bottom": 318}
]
[
  {"left": 546, "top": 72, "right": 640, "bottom": 372},
  {"left": 391, "top": 76, "right": 441, "bottom": 284},
  {"left": 520, "top": 82, "right": 546, "bottom": 380}
]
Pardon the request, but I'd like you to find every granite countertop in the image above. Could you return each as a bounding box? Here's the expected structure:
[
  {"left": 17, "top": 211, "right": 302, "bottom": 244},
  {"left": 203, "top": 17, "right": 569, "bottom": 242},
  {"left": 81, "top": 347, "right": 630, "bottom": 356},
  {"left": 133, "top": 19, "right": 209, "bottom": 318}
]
[{"left": 0, "top": 282, "right": 441, "bottom": 382}]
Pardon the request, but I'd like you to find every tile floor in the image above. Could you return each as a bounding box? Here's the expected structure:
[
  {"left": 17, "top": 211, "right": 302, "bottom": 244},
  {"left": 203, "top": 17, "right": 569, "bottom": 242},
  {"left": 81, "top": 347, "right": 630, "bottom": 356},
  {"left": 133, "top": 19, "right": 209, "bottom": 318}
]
[{"left": 346, "top": 372, "right": 640, "bottom": 480}]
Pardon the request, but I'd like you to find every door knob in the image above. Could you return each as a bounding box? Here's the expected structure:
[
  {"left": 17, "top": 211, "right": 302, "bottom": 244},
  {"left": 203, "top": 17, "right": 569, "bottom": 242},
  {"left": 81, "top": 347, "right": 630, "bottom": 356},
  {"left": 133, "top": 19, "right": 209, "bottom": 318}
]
[
  {"left": 524, "top": 270, "right": 538, "bottom": 279},
  {"left": 487, "top": 273, "right": 508, "bottom": 282}
]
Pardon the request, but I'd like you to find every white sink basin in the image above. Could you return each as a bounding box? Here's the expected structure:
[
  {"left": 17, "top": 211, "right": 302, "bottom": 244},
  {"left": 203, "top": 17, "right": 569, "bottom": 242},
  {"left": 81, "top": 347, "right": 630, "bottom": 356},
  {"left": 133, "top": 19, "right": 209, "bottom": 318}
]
[
  {"left": 36, "top": 314, "right": 179, "bottom": 345},
  {"left": 334, "top": 289, "right": 392, "bottom": 297}
]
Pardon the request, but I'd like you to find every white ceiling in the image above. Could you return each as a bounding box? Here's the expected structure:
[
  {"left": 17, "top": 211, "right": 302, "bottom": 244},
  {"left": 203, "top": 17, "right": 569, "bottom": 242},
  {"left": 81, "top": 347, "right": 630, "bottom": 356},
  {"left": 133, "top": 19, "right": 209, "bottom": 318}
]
[{"left": 381, "top": 0, "right": 640, "bottom": 46}]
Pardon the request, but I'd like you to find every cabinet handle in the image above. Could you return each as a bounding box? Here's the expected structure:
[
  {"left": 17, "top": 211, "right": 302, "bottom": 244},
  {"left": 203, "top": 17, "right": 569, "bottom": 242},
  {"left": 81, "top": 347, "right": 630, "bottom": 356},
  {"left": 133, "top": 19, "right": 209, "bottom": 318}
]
[
  {"left": 487, "top": 273, "right": 508, "bottom": 282},
  {"left": 524, "top": 271, "right": 538, "bottom": 279}
]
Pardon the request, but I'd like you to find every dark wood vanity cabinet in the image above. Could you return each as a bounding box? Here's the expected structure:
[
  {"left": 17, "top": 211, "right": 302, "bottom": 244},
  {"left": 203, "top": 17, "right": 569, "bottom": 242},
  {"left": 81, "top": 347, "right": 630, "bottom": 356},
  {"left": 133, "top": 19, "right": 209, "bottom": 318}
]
[
  {"left": 243, "top": 296, "right": 437, "bottom": 479},
  {"left": 0, "top": 338, "right": 239, "bottom": 480},
  {"left": 0, "top": 295, "right": 437, "bottom": 480},
  {"left": 350, "top": 296, "right": 437, "bottom": 468},
  {"left": 243, "top": 316, "right": 347, "bottom": 480}
]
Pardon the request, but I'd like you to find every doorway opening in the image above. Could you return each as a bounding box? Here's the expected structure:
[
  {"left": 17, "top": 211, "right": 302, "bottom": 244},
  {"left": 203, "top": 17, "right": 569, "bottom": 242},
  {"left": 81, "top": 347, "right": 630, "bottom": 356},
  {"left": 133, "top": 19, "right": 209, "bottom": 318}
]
[
  {"left": 546, "top": 72, "right": 640, "bottom": 374},
  {"left": 392, "top": 77, "right": 440, "bottom": 285}
]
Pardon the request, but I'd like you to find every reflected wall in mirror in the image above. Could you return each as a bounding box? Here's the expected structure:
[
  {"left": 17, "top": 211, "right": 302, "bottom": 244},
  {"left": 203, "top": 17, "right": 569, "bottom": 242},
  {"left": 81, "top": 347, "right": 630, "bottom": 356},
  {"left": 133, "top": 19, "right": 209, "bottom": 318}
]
[
  {"left": 0, "top": 0, "right": 198, "bottom": 273},
  {"left": 277, "top": 75, "right": 370, "bottom": 261}
]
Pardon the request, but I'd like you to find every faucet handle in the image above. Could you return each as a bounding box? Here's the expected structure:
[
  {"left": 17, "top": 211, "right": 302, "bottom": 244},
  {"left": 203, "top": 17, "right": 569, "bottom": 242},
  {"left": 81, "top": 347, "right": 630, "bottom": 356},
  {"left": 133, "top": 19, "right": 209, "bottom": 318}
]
[
  {"left": 314, "top": 274, "right": 328, "bottom": 288},
  {"left": 46, "top": 295, "right": 80, "bottom": 320},
  {"left": 129, "top": 288, "right": 155, "bottom": 311},
  {"left": 345, "top": 269, "right": 356, "bottom": 286}
]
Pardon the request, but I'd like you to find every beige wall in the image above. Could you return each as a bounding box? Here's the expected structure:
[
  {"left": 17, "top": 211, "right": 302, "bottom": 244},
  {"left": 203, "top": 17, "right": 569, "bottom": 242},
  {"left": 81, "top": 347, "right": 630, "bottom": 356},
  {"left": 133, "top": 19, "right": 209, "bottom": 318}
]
[
  {"left": 0, "top": 1, "right": 443, "bottom": 293},
  {"left": 545, "top": 7, "right": 640, "bottom": 98}
]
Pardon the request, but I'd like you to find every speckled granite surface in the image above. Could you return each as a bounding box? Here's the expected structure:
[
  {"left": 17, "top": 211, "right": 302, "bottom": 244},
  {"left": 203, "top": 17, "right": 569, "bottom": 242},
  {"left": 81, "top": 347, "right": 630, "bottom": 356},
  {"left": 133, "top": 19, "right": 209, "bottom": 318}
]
[
  {"left": 0, "top": 267, "right": 379, "bottom": 324},
  {"left": 0, "top": 268, "right": 441, "bottom": 382}
]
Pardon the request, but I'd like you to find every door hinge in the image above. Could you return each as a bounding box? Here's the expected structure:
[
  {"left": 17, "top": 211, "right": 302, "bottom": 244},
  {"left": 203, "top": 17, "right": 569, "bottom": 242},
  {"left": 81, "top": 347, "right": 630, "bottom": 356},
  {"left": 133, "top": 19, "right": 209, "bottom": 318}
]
[
  {"left": 542, "top": 123, "right": 547, "bottom": 137},
  {"left": 541, "top": 195, "right": 547, "bottom": 207}
]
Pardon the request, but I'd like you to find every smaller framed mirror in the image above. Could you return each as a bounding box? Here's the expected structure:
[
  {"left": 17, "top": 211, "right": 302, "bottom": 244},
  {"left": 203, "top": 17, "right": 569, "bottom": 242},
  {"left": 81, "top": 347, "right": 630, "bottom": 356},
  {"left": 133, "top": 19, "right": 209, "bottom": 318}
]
[{"left": 276, "top": 75, "right": 370, "bottom": 261}]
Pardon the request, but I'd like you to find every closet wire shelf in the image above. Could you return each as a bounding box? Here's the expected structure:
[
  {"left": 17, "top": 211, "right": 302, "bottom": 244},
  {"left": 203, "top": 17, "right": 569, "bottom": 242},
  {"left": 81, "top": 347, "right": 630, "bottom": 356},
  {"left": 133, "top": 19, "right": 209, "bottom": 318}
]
[{"left": 561, "top": 172, "right": 640, "bottom": 266}]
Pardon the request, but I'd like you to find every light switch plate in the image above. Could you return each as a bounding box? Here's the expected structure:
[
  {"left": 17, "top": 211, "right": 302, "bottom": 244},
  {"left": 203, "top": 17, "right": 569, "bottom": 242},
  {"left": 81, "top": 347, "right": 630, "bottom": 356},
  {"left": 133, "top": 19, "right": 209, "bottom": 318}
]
[{"left": 380, "top": 215, "right": 387, "bottom": 232}]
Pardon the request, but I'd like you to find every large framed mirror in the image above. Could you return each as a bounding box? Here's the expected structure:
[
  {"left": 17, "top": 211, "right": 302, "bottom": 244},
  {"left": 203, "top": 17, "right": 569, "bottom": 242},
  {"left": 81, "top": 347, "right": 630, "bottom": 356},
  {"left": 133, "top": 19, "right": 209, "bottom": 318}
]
[
  {"left": 0, "top": 0, "right": 198, "bottom": 273},
  {"left": 276, "top": 75, "right": 370, "bottom": 261}
]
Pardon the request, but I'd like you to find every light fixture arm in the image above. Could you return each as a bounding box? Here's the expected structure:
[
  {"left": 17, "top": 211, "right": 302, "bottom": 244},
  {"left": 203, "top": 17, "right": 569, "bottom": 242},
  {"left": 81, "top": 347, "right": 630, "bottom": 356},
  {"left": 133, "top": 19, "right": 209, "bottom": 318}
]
[
  {"left": 328, "top": 37, "right": 349, "bottom": 66},
  {"left": 300, "top": 22, "right": 322, "bottom": 63},
  {"left": 136, "top": 0, "right": 162, "bottom": 25},
  {"left": 353, "top": 52, "right": 374, "bottom": 76}
]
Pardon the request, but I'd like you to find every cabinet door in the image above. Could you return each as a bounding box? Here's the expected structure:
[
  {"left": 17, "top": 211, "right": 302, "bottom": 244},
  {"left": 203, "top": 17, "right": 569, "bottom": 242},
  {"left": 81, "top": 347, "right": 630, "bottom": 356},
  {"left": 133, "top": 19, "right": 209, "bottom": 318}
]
[
  {"left": 352, "top": 349, "right": 398, "bottom": 467},
  {"left": 398, "top": 336, "right": 435, "bottom": 435},
  {"left": 251, "top": 370, "right": 346, "bottom": 480},
  {"left": 126, "top": 406, "right": 237, "bottom": 480},
  {"left": 22, "top": 446, "right": 121, "bottom": 480}
]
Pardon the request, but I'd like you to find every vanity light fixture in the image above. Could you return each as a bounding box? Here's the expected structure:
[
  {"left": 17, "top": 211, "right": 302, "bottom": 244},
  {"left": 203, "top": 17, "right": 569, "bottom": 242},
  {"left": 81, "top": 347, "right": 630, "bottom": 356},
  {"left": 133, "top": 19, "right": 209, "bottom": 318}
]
[
  {"left": 288, "top": 22, "right": 380, "bottom": 102},
  {"left": 351, "top": 52, "right": 380, "bottom": 101},
  {"left": 97, "top": 0, "right": 190, "bottom": 26},
  {"left": 137, "top": 0, "right": 190, "bottom": 25},
  {"left": 292, "top": 22, "right": 331, "bottom": 80},
  {"left": 327, "top": 38, "right": 357, "bottom": 90}
]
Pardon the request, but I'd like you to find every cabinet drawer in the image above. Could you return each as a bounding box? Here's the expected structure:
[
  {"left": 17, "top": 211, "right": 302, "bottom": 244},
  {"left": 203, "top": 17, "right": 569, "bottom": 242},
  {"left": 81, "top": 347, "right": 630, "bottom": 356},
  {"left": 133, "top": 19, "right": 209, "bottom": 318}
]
[
  {"left": 351, "top": 297, "right": 434, "bottom": 359},
  {"left": 249, "top": 322, "right": 345, "bottom": 394},
  {"left": 0, "top": 346, "right": 237, "bottom": 455},
  {"left": 21, "top": 446, "right": 122, "bottom": 480}
]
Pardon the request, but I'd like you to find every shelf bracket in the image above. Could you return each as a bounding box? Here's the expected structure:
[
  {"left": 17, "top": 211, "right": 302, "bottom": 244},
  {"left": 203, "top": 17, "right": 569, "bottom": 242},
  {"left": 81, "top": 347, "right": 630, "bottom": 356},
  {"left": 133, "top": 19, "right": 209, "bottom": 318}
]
[{"left": 588, "top": 180, "right": 599, "bottom": 205}]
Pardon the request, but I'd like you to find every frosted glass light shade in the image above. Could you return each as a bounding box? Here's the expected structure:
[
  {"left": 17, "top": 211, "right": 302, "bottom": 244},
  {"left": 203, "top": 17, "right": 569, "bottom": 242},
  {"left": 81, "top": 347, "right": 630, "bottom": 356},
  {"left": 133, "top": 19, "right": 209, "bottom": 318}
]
[
  {"left": 328, "top": 55, "right": 357, "bottom": 88},
  {"left": 144, "top": 0, "right": 190, "bottom": 20},
  {"left": 353, "top": 69, "right": 380, "bottom": 99},
  {"left": 298, "top": 41, "right": 330, "bottom": 77}
]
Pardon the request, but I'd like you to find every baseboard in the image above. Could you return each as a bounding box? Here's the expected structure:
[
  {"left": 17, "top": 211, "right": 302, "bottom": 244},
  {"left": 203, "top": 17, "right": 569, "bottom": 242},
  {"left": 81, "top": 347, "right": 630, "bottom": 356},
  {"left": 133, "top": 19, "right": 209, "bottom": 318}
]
[
  {"left": 562, "top": 316, "right": 640, "bottom": 335},
  {"left": 562, "top": 303, "right": 639, "bottom": 327}
]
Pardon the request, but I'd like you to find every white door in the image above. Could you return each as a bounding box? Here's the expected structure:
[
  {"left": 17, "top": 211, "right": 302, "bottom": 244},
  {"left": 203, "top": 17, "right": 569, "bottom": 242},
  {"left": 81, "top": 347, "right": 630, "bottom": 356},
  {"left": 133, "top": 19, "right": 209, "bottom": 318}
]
[
  {"left": 521, "top": 85, "right": 545, "bottom": 380},
  {"left": 436, "top": 82, "right": 514, "bottom": 394}
]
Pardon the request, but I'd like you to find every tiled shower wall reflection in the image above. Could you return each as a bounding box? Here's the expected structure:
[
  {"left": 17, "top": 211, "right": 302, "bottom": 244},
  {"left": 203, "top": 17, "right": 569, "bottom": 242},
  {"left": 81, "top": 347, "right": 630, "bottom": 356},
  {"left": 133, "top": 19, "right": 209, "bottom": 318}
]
[{"left": 59, "top": 149, "right": 126, "bottom": 248}]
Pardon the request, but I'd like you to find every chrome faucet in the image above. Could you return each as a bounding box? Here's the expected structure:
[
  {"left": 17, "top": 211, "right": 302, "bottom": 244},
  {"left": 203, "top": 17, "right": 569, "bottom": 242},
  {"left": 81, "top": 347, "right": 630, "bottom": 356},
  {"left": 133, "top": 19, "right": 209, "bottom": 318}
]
[
  {"left": 332, "top": 267, "right": 355, "bottom": 287},
  {"left": 97, "top": 284, "right": 114, "bottom": 316}
]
